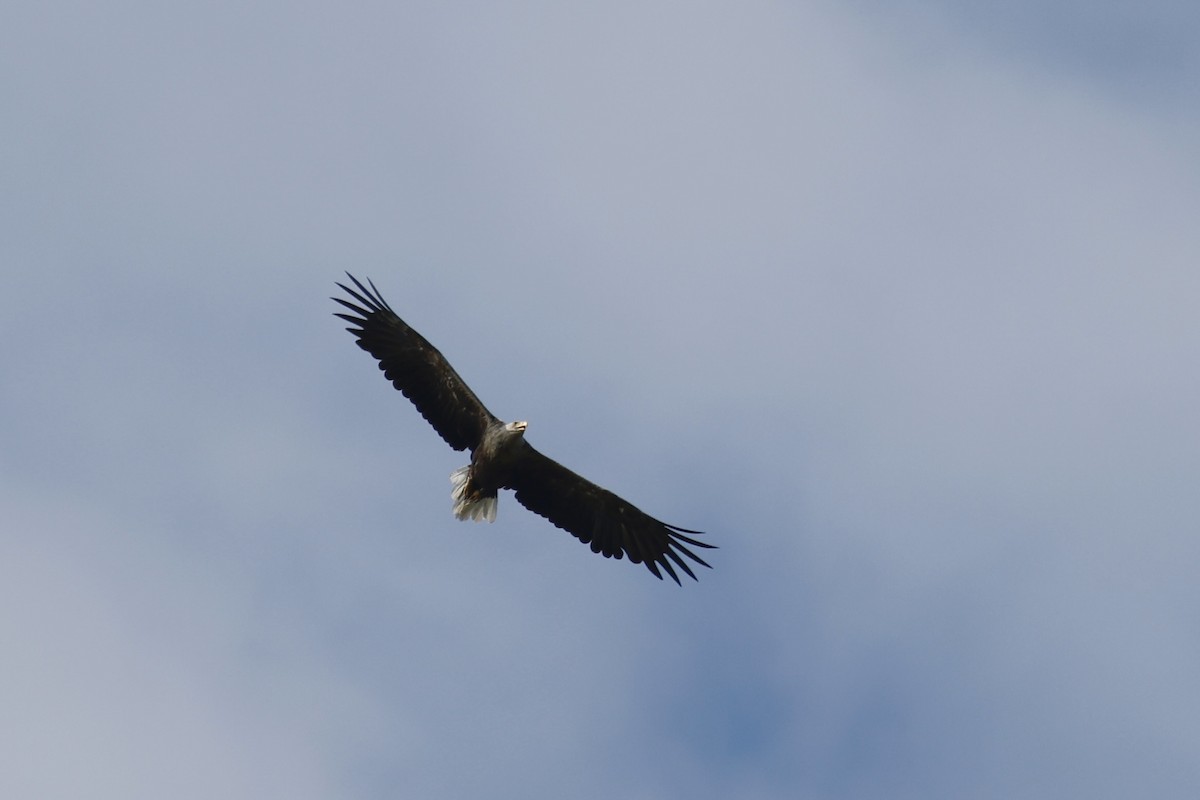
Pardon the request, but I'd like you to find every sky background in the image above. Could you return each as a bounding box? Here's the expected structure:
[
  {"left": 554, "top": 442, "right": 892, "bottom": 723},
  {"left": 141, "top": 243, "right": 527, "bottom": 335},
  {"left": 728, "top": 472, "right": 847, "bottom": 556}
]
[{"left": 3, "top": 1, "right": 1199, "bottom": 797}]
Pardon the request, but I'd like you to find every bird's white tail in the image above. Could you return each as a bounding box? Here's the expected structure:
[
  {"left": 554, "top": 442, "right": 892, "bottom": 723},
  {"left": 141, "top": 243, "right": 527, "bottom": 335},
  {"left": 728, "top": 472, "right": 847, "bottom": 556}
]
[{"left": 450, "top": 466, "right": 497, "bottom": 522}]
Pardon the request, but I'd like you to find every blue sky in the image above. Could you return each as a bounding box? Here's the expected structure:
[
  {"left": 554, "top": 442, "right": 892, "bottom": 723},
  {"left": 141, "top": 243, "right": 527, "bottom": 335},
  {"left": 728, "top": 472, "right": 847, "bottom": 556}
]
[{"left": 3, "top": 1, "right": 1199, "bottom": 797}]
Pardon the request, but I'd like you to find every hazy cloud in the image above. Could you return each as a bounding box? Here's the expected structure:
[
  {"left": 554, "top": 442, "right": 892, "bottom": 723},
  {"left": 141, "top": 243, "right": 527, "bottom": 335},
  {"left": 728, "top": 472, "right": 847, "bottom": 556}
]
[{"left": 3, "top": 1, "right": 1198, "bottom": 797}]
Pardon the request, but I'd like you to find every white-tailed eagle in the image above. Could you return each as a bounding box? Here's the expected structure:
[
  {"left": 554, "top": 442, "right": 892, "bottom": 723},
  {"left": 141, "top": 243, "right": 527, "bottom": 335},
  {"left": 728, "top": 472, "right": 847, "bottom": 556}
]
[{"left": 333, "top": 274, "right": 714, "bottom": 583}]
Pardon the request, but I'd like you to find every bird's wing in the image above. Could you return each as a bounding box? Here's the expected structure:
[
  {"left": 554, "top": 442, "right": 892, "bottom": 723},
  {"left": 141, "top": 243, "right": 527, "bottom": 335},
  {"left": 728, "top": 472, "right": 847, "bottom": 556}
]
[
  {"left": 505, "top": 444, "right": 715, "bottom": 584},
  {"left": 334, "top": 273, "right": 498, "bottom": 451}
]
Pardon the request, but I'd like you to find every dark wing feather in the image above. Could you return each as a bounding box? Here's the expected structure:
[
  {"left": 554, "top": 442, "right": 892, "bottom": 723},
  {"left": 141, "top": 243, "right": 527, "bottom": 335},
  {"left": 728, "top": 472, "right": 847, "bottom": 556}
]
[
  {"left": 505, "top": 445, "right": 715, "bottom": 584},
  {"left": 333, "top": 273, "right": 497, "bottom": 451}
]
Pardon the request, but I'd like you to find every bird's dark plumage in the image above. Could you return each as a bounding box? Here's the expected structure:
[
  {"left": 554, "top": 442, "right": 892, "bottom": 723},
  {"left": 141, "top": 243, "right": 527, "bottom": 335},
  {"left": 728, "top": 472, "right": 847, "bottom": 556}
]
[
  {"left": 334, "top": 275, "right": 496, "bottom": 452},
  {"left": 333, "top": 273, "right": 714, "bottom": 583}
]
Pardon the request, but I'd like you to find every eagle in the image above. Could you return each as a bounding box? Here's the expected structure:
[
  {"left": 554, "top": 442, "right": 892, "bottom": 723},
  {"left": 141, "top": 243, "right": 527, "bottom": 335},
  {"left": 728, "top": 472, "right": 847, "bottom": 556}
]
[{"left": 333, "top": 274, "right": 714, "bottom": 583}]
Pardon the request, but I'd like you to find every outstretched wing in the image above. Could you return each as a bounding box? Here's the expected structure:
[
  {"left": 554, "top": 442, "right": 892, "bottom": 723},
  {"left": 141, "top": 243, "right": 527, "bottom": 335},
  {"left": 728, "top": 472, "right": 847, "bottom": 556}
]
[
  {"left": 334, "top": 273, "right": 498, "bottom": 452},
  {"left": 506, "top": 445, "right": 715, "bottom": 584}
]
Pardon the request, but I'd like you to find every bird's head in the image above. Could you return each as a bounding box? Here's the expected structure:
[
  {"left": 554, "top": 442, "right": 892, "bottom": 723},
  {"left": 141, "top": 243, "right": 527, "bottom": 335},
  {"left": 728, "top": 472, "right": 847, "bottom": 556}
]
[{"left": 506, "top": 420, "right": 528, "bottom": 436}]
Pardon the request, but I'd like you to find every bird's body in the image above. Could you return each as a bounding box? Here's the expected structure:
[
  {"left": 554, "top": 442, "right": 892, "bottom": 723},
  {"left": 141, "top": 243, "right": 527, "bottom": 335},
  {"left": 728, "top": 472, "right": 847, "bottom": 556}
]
[
  {"left": 450, "top": 420, "right": 528, "bottom": 523},
  {"left": 333, "top": 274, "right": 714, "bottom": 583}
]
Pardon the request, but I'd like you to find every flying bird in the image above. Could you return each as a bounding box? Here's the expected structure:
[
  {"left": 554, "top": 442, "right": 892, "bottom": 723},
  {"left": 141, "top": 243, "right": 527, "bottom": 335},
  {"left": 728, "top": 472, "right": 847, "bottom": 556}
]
[{"left": 333, "top": 274, "right": 714, "bottom": 583}]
